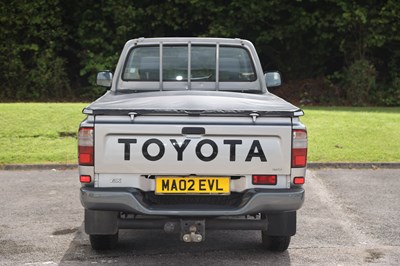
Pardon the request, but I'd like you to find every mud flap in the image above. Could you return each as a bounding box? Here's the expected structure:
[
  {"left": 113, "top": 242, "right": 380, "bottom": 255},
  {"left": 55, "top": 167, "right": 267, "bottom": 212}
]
[
  {"left": 264, "top": 211, "right": 296, "bottom": 236},
  {"left": 85, "top": 209, "right": 119, "bottom": 235}
]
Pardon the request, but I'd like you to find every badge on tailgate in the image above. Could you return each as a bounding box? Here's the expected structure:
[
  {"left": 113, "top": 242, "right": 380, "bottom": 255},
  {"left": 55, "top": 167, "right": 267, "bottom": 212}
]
[{"left": 155, "top": 176, "right": 230, "bottom": 195}]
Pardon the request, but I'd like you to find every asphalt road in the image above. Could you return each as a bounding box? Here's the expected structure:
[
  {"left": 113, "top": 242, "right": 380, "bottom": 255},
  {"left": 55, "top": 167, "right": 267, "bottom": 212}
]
[{"left": 0, "top": 169, "right": 399, "bottom": 265}]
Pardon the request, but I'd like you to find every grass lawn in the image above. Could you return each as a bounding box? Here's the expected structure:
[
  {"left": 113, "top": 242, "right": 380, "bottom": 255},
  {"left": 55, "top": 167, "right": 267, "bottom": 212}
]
[
  {"left": 301, "top": 107, "right": 400, "bottom": 162},
  {"left": 0, "top": 103, "right": 87, "bottom": 164},
  {"left": 0, "top": 103, "right": 399, "bottom": 164}
]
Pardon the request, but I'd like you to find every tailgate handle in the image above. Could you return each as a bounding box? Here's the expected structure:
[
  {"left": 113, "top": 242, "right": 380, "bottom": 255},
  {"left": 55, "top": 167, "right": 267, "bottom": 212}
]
[{"left": 182, "top": 127, "right": 205, "bottom": 135}]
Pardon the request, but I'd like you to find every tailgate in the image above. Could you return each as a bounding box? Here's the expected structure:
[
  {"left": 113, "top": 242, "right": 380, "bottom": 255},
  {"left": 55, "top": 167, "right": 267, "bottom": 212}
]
[{"left": 94, "top": 116, "right": 292, "bottom": 175}]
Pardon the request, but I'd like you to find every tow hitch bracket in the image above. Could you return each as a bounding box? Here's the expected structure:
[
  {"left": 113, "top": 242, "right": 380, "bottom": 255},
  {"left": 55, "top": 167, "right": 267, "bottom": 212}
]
[{"left": 180, "top": 219, "right": 205, "bottom": 243}]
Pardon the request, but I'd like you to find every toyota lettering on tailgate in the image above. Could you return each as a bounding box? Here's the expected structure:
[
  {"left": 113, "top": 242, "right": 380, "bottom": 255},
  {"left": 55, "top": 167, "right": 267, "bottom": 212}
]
[{"left": 118, "top": 138, "right": 267, "bottom": 162}]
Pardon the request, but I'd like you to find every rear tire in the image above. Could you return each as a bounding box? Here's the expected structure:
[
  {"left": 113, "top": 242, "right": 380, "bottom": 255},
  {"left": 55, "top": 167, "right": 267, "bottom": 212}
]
[
  {"left": 261, "top": 231, "right": 291, "bottom": 252},
  {"left": 89, "top": 232, "right": 118, "bottom": 250}
]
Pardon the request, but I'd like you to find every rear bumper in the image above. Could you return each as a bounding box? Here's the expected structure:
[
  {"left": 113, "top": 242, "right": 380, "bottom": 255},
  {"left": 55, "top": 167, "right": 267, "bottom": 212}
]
[{"left": 80, "top": 187, "right": 304, "bottom": 216}]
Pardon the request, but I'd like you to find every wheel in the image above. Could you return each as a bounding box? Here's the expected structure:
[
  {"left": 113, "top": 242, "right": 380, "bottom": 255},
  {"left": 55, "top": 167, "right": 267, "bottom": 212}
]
[
  {"left": 261, "top": 231, "right": 291, "bottom": 252},
  {"left": 89, "top": 232, "right": 118, "bottom": 250}
]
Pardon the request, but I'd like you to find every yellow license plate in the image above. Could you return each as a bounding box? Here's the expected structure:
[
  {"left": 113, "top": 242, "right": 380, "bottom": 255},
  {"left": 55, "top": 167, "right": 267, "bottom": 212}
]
[{"left": 155, "top": 176, "right": 230, "bottom": 195}]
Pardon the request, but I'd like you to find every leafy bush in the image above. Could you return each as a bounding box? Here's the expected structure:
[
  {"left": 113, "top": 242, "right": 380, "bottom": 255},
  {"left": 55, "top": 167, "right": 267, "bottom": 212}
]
[
  {"left": 343, "top": 59, "right": 377, "bottom": 106},
  {"left": 372, "top": 77, "right": 400, "bottom": 106}
]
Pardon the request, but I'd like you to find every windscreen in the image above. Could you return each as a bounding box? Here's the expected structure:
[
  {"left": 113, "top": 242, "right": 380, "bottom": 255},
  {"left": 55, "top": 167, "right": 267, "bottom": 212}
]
[{"left": 122, "top": 45, "right": 256, "bottom": 82}]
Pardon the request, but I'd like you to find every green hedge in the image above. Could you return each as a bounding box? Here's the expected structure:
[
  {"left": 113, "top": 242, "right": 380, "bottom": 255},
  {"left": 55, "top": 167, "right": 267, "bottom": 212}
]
[{"left": 1, "top": 0, "right": 399, "bottom": 105}]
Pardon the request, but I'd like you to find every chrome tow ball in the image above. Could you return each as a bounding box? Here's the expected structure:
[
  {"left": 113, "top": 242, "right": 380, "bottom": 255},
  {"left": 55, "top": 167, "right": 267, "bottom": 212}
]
[{"left": 181, "top": 220, "right": 205, "bottom": 243}]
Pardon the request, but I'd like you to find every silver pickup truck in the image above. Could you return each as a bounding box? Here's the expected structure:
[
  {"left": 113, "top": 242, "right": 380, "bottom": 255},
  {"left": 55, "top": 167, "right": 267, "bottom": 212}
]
[{"left": 78, "top": 37, "right": 307, "bottom": 252}]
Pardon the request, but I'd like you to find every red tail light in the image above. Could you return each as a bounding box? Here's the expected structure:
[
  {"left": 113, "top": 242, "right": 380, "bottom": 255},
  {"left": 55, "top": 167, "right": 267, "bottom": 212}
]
[
  {"left": 252, "top": 175, "right": 277, "bottom": 185},
  {"left": 78, "top": 127, "right": 94, "bottom": 166},
  {"left": 292, "top": 129, "right": 307, "bottom": 168}
]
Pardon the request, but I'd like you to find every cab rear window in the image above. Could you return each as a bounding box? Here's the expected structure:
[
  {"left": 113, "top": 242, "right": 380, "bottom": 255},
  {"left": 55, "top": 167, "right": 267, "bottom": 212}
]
[{"left": 122, "top": 45, "right": 256, "bottom": 82}]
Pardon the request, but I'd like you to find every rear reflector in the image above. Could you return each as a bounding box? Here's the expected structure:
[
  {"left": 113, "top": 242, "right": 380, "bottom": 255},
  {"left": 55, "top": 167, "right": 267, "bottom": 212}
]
[
  {"left": 294, "top": 177, "right": 305, "bottom": 185},
  {"left": 252, "top": 175, "right": 277, "bottom": 185},
  {"left": 80, "top": 175, "right": 91, "bottom": 183}
]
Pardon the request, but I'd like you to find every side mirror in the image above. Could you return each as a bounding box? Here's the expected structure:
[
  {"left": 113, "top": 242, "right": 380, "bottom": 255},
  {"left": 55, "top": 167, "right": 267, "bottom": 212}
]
[
  {"left": 96, "top": 71, "right": 113, "bottom": 87},
  {"left": 264, "top": 72, "right": 281, "bottom": 88}
]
